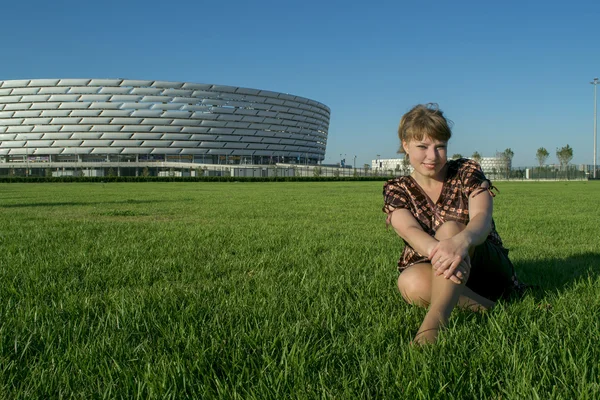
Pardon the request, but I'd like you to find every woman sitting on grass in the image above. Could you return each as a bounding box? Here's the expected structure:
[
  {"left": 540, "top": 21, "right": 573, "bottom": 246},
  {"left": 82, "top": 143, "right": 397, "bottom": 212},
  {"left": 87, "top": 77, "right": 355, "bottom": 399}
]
[{"left": 383, "top": 103, "right": 522, "bottom": 345}]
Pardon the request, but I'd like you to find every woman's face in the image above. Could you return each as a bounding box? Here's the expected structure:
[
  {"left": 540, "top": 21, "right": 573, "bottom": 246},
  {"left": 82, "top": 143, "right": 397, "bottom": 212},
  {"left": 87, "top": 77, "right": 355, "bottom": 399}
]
[{"left": 403, "top": 136, "right": 448, "bottom": 179}]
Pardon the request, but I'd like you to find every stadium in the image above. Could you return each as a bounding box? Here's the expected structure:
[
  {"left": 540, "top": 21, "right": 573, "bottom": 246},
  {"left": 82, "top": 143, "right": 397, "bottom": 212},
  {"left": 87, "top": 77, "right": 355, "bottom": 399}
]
[{"left": 0, "top": 79, "right": 330, "bottom": 177}]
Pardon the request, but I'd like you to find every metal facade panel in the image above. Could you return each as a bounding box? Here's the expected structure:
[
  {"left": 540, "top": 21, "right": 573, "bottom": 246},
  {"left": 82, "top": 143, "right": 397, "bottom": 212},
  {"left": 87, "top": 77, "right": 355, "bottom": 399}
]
[
  {"left": 89, "top": 79, "right": 122, "bottom": 86},
  {"left": 32, "top": 125, "right": 62, "bottom": 132},
  {"left": 52, "top": 140, "right": 83, "bottom": 147},
  {"left": 105, "top": 95, "right": 142, "bottom": 102},
  {"left": 1, "top": 80, "right": 31, "bottom": 88},
  {"left": 199, "top": 141, "right": 224, "bottom": 148},
  {"left": 162, "top": 134, "right": 192, "bottom": 140},
  {"left": 6, "top": 126, "right": 33, "bottom": 133},
  {"left": 41, "top": 133, "right": 74, "bottom": 140},
  {"left": 140, "top": 140, "right": 172, "bottom": 147},
  {"left": 140, "top": 118, "right": 173, "bottom": 126},
  {"left": 131, "top": 133, "right": 163, "bottom": 140},
  {"left": 151, "top": 148, "right": 181, "bottom": 154},
  {"left": 15, "top": 133, "right": 43, "bottom": 140},
  {"left": 171, "top": 141, "right": 200, "bottom": 147},
  {"left": 239, "top": 136, "right": 262, "bottom": 143},
  {"left": 13, "top": 111, "right": 41, "bottom": 118},
  {"left": 121, "top": 125, "right": 152, "bottom": 132},
  {"left": 69, "top": 110, "right": 102, "bottom": 117},
  {"left": 80, "top": 118, "right": 112, "bottom": 125},
  {"left": 82, "top": 140, "right": 114, "bottom": 147},
  {"left": 182, "top": 127, "right": 210, "bottom": 134},
  {"left": 10, "top": 88, "right": 40, "bottom": 95},
  {"left": 206, "top": 149, "right": 233, "bottom": 155},
  {"left": 50, "top": 117, "right": 81, "bottom": 125},
  {"left": 224, "top": 143, "right": 248, "bottom": 149},
  {"left": 151, "top": 81, "right": 184, "bottom": 89},
  {"left": 261, "top": 137, "right": 282, "bottom": 144},
  {"left": 150, "top": 126, "right": 182, "bottom": 133},
  {"left": 0, "top": 118, "right": 24, "bottom": 126},
  {"left": 68, "top": 87, "right": 101, "bottom": 94},
  {"left": 34, "top": 148, "right": 62, "bottom": 155},
  {"left": 131, "top": 110, "right": 163, "bottom": 118},
  {"left": 38, "top": 87, "right": 70, "bottom": 94},
  {"left": 8, "top": 148, "right": 28, "bottom": 154},
  {"left": 209, "top": 128, "right": 235, "bottom": 135},
  {"left": 181, "top": 83, "right": 213, "bottom": 90},
  {"left": 251, "top": 150, "right": 274, "bottom": 156},
  {"left": 216, "top": 135, "right": 242, "bottom": 141},
  {"left": 163, "top": 89, "right": 194, "bottom": 97},
  {"left": 26, "top": 140, "right": 53, "bottom": 147},
  {"left": 121, "top": 80, "right": 154, "bottom": 87},
  {"left": 190, "top": 134, "right": 217, "bottom": 140},
  {"left": 130, "top": 87, "right": 163, "bottom": 95},
  {"left": 87, "top": 102, "right": 122, "bottom": 109},
  {"left": 90, "top": 147, "right": 122, "bottom": 154},
  {"left": 179, "top": 148, "right": 209, "bottom": 154},
  {"left": 150, "top": 103, "right": 185, "bottom": 110},
  {"left": 121, "top": 147, "right": 153, "bottom": 154},
  {"left": 246, "top": 143, "right": 269, "bottom": 150},
  {"left": 100, "top": 132, "right": 133, "bottom": 140},
  {"left": 71, "top": 132, "right": 102, "bottom": 139},
  {"left": 98, "top": 87, "right": 131, "bottom": 94},
  {"left": 163, "top": 111, "right": 191, "bottom": 118},
  {"left": 210, "top": 85, "right": 237, "bottom": 93},
  {"left": 99, "top": 110, "right": 134, "bottom": 117}
]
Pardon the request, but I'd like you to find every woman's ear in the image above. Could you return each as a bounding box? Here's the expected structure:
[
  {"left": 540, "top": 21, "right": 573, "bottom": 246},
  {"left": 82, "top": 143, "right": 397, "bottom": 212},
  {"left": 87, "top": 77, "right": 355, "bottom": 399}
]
[{"left": 402, "top": 141, "right": 409, "bottom": 155}]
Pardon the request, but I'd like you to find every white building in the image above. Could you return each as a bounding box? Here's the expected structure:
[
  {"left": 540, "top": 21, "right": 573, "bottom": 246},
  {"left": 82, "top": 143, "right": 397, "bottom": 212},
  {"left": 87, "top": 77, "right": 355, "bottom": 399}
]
[{"left": 371, "top": 156, "right": 509, "bottom": 175}]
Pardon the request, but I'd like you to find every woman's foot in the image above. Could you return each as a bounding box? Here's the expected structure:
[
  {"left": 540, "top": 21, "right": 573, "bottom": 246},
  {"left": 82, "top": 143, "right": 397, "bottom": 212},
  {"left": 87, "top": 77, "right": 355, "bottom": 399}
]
[{"left": 412, "top": 327, "right": 439, "bottom": 345}]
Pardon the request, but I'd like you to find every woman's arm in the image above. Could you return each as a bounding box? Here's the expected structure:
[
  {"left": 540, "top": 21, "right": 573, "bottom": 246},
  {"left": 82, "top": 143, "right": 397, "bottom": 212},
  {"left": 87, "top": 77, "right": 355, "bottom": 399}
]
[
  {"left": 430, "top": 190, "right": 494, "bottom": 278},
  {"left": 388, "top": 208, "right": 439, "bottom": 258}
]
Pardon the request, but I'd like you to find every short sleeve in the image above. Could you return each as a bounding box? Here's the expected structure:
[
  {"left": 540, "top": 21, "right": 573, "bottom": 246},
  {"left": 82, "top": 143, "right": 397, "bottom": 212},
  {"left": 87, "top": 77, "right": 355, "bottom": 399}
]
[
  {"left": 459, "top": 159, "right": 496, "bottom": 198},
  {"left": 382, "top": 180, "right": 410, "bottom": 214}
]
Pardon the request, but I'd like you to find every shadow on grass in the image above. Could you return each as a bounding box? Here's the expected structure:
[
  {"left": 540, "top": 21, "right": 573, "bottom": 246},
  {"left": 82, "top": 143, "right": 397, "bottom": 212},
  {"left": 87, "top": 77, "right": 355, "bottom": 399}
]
[
  {"left": 512, "top": 252, "right": 600, "bottom": 299},
  {"left": 0, "top": 199, "right": 168, "bottom": 208}
]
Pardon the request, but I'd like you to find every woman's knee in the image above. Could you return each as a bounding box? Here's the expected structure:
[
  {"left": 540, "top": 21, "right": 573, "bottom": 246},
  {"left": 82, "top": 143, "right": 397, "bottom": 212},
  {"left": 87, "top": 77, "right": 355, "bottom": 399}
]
[
  {"left": 435, "top": 221, "right": 466, "bottom": 240},
  {"left": 397, "top": 266, "right": 431, "bottom": 307}
]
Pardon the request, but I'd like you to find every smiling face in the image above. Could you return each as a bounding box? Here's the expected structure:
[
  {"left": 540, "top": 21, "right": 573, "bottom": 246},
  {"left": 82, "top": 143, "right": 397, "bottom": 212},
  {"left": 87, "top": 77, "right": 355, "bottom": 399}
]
[{"left": 403, "top": 136, "right": 448, "bottom": 180}]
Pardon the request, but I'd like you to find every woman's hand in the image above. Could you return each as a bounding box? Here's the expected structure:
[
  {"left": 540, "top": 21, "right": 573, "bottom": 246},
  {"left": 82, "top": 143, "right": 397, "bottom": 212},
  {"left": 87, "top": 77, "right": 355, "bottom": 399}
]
[{"left": 429, "top": 236, "right": 471, "bottom": 282}]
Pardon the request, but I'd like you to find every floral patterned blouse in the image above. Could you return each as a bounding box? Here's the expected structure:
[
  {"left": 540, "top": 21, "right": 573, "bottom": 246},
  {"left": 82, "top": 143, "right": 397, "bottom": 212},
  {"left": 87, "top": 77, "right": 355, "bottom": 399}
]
[{"left": 382, "top": 158, "right": 503, "bottom": 271}]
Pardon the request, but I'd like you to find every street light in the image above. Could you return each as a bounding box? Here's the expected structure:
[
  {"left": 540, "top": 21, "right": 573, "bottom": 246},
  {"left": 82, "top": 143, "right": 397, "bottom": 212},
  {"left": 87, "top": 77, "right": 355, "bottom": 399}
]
[
  {"left": 353, "top": 155, "right": 356, "bottom": 169},
  {"left": 591, "top": 77, "right": 599, "bottom": 179}
]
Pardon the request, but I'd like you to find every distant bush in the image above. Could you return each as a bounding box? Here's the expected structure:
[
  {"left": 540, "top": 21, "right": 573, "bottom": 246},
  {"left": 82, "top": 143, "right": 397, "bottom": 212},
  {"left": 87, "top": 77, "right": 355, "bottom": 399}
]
[{"left": 0, "top": 175, "right": 392, "bottom": 184}]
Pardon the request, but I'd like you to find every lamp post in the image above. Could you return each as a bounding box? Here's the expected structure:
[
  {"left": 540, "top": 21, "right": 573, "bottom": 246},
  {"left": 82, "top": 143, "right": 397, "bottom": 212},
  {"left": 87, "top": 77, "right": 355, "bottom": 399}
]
[
  {"left": 591, "top": 78, "right": 599, "bottom": 179},
  {"left": 353, "top": 155, "right": 356, "bottom": 169}
]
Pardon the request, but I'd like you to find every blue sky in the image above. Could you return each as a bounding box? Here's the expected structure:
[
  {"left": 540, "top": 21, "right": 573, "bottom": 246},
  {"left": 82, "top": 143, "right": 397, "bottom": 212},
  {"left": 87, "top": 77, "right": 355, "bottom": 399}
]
[{"left": 2, "top": 0, "right": 599, "bottom": 167}]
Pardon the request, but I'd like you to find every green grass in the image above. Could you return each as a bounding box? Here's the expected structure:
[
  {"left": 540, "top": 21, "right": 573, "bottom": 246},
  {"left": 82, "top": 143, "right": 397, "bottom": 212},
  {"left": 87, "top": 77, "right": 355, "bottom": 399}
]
[{"left": 0, "top": 181, "right": 599, "bottom": 399}]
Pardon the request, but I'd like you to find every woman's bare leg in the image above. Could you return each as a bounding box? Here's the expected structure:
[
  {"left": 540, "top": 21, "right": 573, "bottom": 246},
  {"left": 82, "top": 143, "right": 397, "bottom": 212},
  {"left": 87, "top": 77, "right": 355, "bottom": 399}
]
[
  {"left": 397, "top": 221, "right": 495, "bottom": 344},
  {"left": 397, "top": 263, "right": 495, "bottom": 311}
]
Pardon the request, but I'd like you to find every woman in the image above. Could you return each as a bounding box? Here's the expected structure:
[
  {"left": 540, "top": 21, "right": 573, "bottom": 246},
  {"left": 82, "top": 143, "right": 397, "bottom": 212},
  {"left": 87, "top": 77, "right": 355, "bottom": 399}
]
[{"left": 383, "top": 103, "right": 521, "bottom": 344}]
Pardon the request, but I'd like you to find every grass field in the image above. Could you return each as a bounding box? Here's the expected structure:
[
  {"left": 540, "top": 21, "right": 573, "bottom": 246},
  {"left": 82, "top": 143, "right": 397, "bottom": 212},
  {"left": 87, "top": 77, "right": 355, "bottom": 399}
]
[{"left": 0, "top": 181, "right": 599, "bottom": 399}]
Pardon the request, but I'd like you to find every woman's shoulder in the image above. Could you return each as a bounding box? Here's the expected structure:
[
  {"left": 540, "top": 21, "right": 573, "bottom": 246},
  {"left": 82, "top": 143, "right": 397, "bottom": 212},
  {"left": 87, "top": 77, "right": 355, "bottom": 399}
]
[
  {"left": 445, "top": 158, "right": 482, "bottom": 181},
  {"left": 384, "top": 175, "right": 413, "bottom": 192}
]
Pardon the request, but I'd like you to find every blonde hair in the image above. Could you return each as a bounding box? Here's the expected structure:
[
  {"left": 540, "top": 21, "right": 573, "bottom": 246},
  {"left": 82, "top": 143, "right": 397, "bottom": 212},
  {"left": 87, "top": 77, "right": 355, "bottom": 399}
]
[{"left": 397, "top": 103, "right": 453, "bottom": 154}]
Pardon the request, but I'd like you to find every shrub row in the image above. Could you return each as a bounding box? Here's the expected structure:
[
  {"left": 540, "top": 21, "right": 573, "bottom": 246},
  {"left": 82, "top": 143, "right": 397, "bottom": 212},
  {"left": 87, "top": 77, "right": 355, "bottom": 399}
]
[{"left": 0, "top": 176, "right": 393, "bottom": 183}]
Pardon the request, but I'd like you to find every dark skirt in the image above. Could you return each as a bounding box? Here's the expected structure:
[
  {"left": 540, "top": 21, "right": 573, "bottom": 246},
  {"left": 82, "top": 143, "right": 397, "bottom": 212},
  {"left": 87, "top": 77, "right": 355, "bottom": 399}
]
[{"left": 467, "top": 240, "right": 516, "bottom": 301}]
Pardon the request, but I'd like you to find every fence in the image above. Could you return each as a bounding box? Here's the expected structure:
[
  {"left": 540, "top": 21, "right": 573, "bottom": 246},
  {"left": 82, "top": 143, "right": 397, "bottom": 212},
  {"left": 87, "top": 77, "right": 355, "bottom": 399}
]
[{"left": 0, "top": 162, "right": 595, "bottom": 181}]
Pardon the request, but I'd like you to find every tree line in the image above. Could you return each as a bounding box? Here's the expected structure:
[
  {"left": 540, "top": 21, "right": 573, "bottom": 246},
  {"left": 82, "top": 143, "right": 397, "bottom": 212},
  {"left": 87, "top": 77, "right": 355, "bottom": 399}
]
[{"left": 452, "top": 145, "right": 574, "bottom": 169}]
